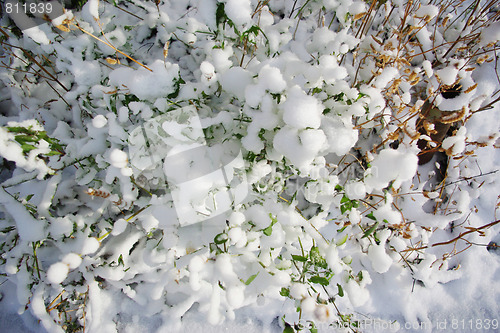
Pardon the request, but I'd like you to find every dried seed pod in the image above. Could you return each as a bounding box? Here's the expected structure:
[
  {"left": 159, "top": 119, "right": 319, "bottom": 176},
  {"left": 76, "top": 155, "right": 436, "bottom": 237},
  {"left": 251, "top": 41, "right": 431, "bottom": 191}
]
[
  {"left": 86, "top": 188, "right": 110, "bottom": 198},
  {"left": 440, "top": 106, "right": 467, "bottom": 124},
  {"left": 56, "top": 24, "right": 71, "bottom": 32},
  {"left": 409, "top": 102, "right": 422, "bottom": 115},
  {"left": 423, "top": 120, "right": 437, "bottom": 134},
  {"left": 399, "top": 58, "right": 411, "bottom": 67},
  {"left": 371, "top": 35, "right": 383, "bottom": 45},
  {"left": 403, "top": 125, "right": 421, "bottom": 140},
  {"left": 408, "top": 71, "right": 418, "bottom": 82},
  {"left": 389, "top": 78, "right": 402, "bottom": 94},
  {"left": 477, "top": 55, "right": 489, "bottom": 64},
  {"left": 441, "top": 16, "right": 449, "bottom": 27},
  {"left": 354, "top": 12, "right": 366, "bottom": 21},
  {"left": 163, "top": 41, "right": 170, "bottom": 59},
  {"left": 463, "top": 83, "right": 478, "bottom": 94},
  {"left": 106, "top": 57, "right": 119, "bottom": 65}
]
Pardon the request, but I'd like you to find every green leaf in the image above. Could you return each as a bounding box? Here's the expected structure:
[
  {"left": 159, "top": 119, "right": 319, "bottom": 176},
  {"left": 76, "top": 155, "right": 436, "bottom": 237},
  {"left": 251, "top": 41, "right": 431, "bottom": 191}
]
[
  {"left": 0, "top": 226, "right": 16, "bottom": 233},
  {"left": 309, "top": 246, "right": 325, "bottom": 266},
  {"left": 117, "top": 254, "right": 124, "bottom": 266},
  {"left": 245, "top": 25, "right": 260, "bottom": 36},
  {"left": 20, "top": 144, "right": 36, "bottom": 153},
  {"left": 340, "top": 194, "right": 350, "bottom": 204},
  {"left": 291, "top": 254, "right": 308, "bottom": 262},
  {"left": 271, "top": 93, "right": 281, "bottom": 103},
  {"left": 333, "top": 92, "right": 345, "bottom": 101},
  {"left": 258, "top": 128, "right": 266, "bottom": 141},
  {"left": 306, "top": 246, "right": 327, "bottom": 268},
  {"left": 7, "top": 126, "right": 30, "bottom": 134},
  {"left": 337, "top": 225, "right": 348, "bottom": 233},
  {"left": 209, "top": 242, "right": 223, "bottom": 255},
  {"left": 214, "top": 232, "right": 228, "bottom": 244},
  {"left": 309, "top": 276, "right": 329, "bottom": 286},
  {"left": 357, "top": 92, "right": 368, "bottom": 100},
  {"left": 309, "top": 321, "right": 318, "bottom": 333},
  {"left": 167, "top": 75, "right": 185, "bottom": 99},
  {"left": 336, "top": 234, "right": 348, "bottom": 246},
  {"left": 283, "top": 323, "right": 295, "bottom": 333},
  {"left": 216, "top": 2, "right": 226, "bottom": 26},
  {"left": 262, "top": 225, "right": 273, "bottom": 236},
  {"left": 37, "top": 132, "right": 48, "bottom": 139},
  {"left": 244, "top": 272, "right": 259, "bottom": 285},
  {"left": 311, "top": 87, "right": 322, "bottom": 95},
  {"left": 280, "top": 287, "right": 290, "bottom": 298},
  {"left": 15, "top": 135, "right": 38, "bottom": 143},
  {"left": 46, "top": 150, "right": 62, "bottom": 156},
  {"left": 262, "top": 215, "right": 277, "bottom": 236},
  {"left": 337, "top": 283, "right": 344, "bottom": 297},
  {"left": 342, "top": 255, "right": 352, "bottom": 265},
  {"left": 123, "top": 94, "right": 140, "bottom": 106},
  {"left": 366, "top": 212, "right": 376, "bottom": 220},
  {"left": 362, "top": 222, "right": 379, "bottom": 238},
  {"left": 110, "top": 94, "right": 118, "bottom": 114}
]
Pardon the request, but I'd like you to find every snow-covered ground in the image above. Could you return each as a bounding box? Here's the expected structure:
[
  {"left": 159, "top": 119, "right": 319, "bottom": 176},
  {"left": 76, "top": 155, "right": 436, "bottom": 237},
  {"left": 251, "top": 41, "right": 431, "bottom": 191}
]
[{"left": 1, "top": 0, "right": 500, "bottom": 332}]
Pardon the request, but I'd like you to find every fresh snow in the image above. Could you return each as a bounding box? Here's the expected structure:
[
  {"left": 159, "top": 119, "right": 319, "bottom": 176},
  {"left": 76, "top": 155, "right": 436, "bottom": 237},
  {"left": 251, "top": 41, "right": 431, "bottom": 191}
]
[
  {"left": 364, "top": 149, "right": 418, "bottom": 191},
  {"left": 1, "top": 0, "right": 500, "bottom": 332},
  {"left": 46, "top": 262, "right": 69, "bottom": 285},
  {"left": 282, "top": 86, "right": 323, "bottom": 129}
]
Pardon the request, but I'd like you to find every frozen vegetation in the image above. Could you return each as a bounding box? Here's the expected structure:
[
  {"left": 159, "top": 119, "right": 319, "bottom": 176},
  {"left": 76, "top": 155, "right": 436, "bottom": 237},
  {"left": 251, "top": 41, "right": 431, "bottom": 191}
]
[{"left": 0, "top": 0, "right": 499, "bottom": 332}]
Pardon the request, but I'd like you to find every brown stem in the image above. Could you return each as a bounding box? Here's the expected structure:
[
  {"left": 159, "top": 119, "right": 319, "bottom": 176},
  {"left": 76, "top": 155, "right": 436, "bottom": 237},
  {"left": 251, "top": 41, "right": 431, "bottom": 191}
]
[
  {"left": 73, "top": 23, "right": 152, "bottom": 72},
  {"left": 431, "top": 219, "right": 500, "bottom": 247},
  {"left": 402, "top": 219, "right": 500, "bottom": 252}
]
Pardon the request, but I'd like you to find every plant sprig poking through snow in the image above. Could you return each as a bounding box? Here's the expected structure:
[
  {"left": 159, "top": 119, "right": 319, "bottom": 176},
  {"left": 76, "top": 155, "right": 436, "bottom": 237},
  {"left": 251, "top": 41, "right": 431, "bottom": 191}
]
[{"left": 0, "top": 0, "right": 499, "bottom": 332}]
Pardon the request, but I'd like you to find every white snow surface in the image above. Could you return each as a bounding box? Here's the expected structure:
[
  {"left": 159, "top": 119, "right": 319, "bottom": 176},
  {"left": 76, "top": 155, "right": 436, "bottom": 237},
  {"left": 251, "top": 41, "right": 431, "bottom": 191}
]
[
  {"left": 282, "top": 86, "right": 323, "bottom": 129},
  {"left": 364, "top": 149, "right": 418, "bottom": 191},
  {"left": 108, "top": 60, "right": 179, "bottom": 100},
  {"left": 1, "top": 0, "right": 500, "bottom": 333},
  {"left": 46, "top": 262, "right": 70, "bottom": 285}
]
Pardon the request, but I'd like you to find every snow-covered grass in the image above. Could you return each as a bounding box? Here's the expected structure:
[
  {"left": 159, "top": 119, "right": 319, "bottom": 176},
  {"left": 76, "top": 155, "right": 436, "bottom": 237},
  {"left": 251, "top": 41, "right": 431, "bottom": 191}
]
[{"left": 0, "top": 0, "right": 499, "bottom": 332}]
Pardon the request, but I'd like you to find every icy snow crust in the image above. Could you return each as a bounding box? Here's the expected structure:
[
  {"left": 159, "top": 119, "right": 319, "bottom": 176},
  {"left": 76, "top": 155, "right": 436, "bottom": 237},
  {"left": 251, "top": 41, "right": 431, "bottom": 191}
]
[{"left": 0, "top": 0, "right": 499, "bottom": 332}]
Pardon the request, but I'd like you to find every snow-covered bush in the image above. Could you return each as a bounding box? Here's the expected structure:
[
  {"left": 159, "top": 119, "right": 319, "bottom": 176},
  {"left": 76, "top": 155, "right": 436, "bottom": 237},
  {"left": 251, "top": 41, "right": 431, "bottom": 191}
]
[{"left": 0, "top": 0, "right": 499, "bottom": 332}]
